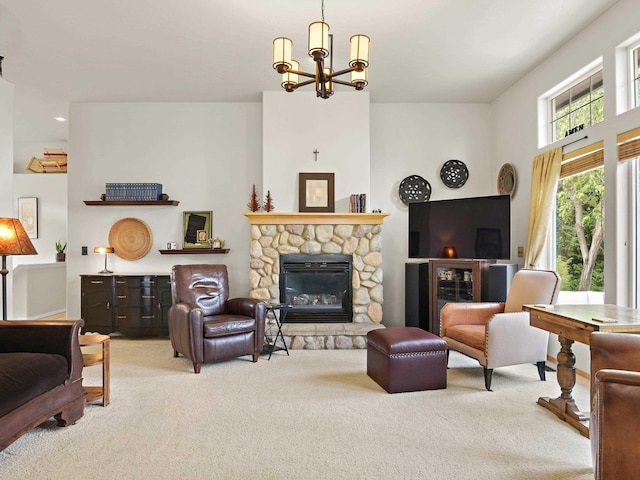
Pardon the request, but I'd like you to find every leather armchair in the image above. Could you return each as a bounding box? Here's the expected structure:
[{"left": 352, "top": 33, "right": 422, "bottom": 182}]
[
  {"left": 440, "top": 269, "right": 561, "bottom": 390},
  {"left": 590, "top": 332, "right": 640, "bottom": 480},
  {"left": 168, "top": 264, "right": 266, "bottom": 373}
]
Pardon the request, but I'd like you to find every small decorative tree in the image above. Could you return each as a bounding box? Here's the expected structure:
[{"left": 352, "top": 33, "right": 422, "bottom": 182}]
[
  {"left": 264, "top": 190, "right": 274, "bottom": 212},
  {"left": 247, "top": 184, "right": 261, "bottom": 212}
]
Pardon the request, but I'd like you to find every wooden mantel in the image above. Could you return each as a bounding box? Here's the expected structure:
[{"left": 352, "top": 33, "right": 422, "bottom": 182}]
[{"left": 243, "top": 212, "right": 389, "bottom": 225}]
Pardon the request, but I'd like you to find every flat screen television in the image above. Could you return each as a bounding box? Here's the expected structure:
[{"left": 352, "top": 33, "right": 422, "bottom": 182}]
[{"left": 408, "top": 194, "right": 511, "bottom": 259}]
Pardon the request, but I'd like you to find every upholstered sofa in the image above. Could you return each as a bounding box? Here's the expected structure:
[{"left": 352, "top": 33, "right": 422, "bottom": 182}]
[{"left": 0, "top": 320, "right": 86, "bottom": 451}]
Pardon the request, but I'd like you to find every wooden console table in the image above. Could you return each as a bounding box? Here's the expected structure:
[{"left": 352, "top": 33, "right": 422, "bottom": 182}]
[{"left": 524, "top": 304, "right": 640, "bottom": 437}]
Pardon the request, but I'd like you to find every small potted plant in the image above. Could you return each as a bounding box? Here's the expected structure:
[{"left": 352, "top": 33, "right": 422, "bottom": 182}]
[{"left": 56, "top": 240, "right": 67, "bottom": 262}]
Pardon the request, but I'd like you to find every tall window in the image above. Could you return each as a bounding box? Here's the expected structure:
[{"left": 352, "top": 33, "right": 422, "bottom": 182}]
[
  {"left": 549, "top": 70, "right": 604, "bottom": 143},
  {"left": 618, "top": 127, "right": 640, "bottom": 305},
  {"left": 633, "top": 45, "right": 640, "bottom": 108},
  {"left": 555, "top": 143, "right": 605, "bottom": 293}
]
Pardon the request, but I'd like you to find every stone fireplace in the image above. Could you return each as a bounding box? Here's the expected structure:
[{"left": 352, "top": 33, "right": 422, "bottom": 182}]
[{"left": 244, "top": 212, "right": 388, "bottom": 349}]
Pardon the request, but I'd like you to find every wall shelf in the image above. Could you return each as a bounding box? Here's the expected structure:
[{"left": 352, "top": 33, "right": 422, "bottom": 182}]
[
  {"left": 158, "top": 249, "right": 230, "bottom": 255},
  {"left": 84, "top": 200, "right": 180, "bottom": 206}
]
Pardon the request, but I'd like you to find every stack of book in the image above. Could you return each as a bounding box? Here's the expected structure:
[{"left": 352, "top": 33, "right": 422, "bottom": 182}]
[
  {"left": 350, "top": 193, "right": 367, "bottom": 213},
  {"left": 105, "top": 183, "right": 163, "bottom": 201}
]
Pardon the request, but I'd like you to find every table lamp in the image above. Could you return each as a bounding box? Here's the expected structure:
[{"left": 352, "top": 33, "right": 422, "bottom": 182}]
[
  {"left": 94, "top": 246, "right": 114, "bottom": 274},
  {"left": 442, "top": 246, "right": 457, "bottom": 258},
  {"left": 0, "top": 218, "right": 38, "bottom": 320}
]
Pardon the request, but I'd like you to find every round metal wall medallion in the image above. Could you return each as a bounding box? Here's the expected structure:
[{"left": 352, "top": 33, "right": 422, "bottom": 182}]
[
  {"left": 398, "top": 175, "right": 431, "bottom": 204},
  {"left": 440, "top": 160, "right": 469, "bottom": 188}
]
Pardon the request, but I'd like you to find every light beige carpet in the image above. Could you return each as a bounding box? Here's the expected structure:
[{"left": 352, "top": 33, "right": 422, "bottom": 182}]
[{"left": 0, "top": 339, "right": 594, "bottom": 479}]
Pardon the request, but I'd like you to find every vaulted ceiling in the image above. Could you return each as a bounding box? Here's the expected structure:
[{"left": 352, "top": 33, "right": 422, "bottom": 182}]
[{"left": 0, "top": 0, "right": 620, "bottom": 143}]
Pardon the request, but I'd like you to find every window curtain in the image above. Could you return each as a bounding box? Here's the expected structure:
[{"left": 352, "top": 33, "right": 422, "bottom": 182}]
[{"left": 524, "top": 147, "right": 562, "bottom": 269}]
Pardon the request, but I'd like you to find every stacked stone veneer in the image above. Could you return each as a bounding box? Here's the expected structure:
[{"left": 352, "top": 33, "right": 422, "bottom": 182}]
[{"left": 248, "top": 223, "right": 385, "bottom": 350}]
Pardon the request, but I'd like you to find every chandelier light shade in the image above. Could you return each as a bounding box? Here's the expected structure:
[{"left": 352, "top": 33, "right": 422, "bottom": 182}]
[
  {"left": 272, "top": 0, "right": 370, "bottom": 99},
  {"left": 0, "top": 218, "right": 38, "bottom": 320},
  {"left": 273, "top": 37, "right": 293, "bottom": 71},
  {"left": 308, "top": 21, "right": 330, "bottom": 58},
  {"left": 282, "top": 59, "right": 300, "bottom": 91}
]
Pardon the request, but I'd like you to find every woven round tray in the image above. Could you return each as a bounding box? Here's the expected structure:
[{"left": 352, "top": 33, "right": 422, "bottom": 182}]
[{"left": 108, "top": 218, "right": 153, "bottom": 261}]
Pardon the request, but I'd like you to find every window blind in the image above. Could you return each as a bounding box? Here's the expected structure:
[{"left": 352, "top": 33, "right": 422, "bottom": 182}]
[
  {"left": 617, "top": 126, "right": 640, "bottom": 162},
  {"left": 560, "top": 140, "right": 604, "bottom": 179}
]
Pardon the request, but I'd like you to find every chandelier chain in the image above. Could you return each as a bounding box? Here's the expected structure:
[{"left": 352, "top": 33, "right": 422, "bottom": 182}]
[{"left": 321, "top": 0, "right": 325, "bottom": 23}]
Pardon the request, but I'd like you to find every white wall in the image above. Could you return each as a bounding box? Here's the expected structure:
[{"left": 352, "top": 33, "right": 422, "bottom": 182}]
[
  {"left": 371, "top": 103, "right": 494, "bottom": 327},
  {"left": 66, "top": 102, "right": 262, "bottom": 319},
  {"left": 12, "top": 173, "right": 68, "bottom": 265},
  {"left": 1, "top": 77, "right": 15, "bottom": 317},
  {"left": 263, "top": 91, "right": 370, "bottom": 212},
  {"left": 491, "top": 0, "right": 640, "bottom": 372}
]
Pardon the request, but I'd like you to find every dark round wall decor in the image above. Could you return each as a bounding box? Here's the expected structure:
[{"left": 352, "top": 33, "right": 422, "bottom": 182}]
[
  {"left": 398, "top": 175, "right": 431, "bottom": 204},
  {"left": 440, "top": 159, "right": 469, "bottom": 188}
]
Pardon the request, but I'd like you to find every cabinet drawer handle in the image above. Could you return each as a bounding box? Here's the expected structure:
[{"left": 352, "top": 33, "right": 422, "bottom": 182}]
[
  {"left": 142, "top": 295, "right": 155, "bottom": 299},
  {"left": 142, "top": 315, "right": 154, "bottom": 319},
  {"left": 91, "top": 280, "right": 103, "bottom": 284},
  {"left": 106, "top": 301, "right": 110, "bottom": 309},
  {"left": 117, "top": 315, "right": 127, "bottom": 319},
  {"left": 116, "top": 281, "right": 127, "bottom": 284},
  {"left": 117, "top": 295, "right": 127, "bottom": 299},
  {"left": 142, "top": 281, "right": 155, "bottom": 285}
]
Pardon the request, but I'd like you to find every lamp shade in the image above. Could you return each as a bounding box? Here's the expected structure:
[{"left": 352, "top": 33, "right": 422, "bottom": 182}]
[
  {"left": 94, "top": 246, "right": 114, "bottom": 254},
  {"left": 282, "top": 59, "right": 299, "bottom": 91},
  {"left": 273, "top": 37, "right": 293, "bottom": 71},
  {"left": 350, "top": 67, "right": 368, "bottom": 89},
  {"left": 349, "top": 34, "right": 370, "bottom": 68},
  {"left": 0, "top": 218, "right": 37, "bottom": 255},
  {"left": 308, "top": 21, "right": 329, "bottom": 58},
  {"left": 442, "top": 246, "right": 458, "bottom": 259}
]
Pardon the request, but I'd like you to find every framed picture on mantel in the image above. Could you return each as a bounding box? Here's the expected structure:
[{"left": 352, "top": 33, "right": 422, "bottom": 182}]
[{"left": 299, "top": 172, "right": 335, "bottom": 213}]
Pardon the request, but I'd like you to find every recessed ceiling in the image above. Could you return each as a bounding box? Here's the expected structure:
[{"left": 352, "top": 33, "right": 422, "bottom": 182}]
[{"left": 0, "top": 0, "right": 619, "bottom": 143}]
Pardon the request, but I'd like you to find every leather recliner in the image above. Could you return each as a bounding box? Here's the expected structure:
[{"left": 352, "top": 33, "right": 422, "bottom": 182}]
[
  {"left": 168, "top": 264, "right": 266, "bottom": 373},
  {"left": 440, "top": 269, "right": 561, "bottom": 390},
  {"left": 590, "top": 332, "right": 640, "bottom": 480}
]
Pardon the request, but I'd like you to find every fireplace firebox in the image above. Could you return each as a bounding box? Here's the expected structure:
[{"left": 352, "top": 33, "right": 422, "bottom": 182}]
[{"left": 279, "top": 254, "right": 353, "bottom": 323}]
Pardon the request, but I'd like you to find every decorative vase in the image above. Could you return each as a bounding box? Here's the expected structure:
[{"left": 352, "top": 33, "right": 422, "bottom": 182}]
[{"left": 56, "top": 253, "right": 66, "bottom": 262}]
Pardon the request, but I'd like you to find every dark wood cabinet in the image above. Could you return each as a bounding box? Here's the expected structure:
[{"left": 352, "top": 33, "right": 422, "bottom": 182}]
[
  {"left": 428, "top": 259, "right": 490, "bottom": 335},
  {"left": 80, "top": 274, "right": 171, "bottom": 336},
  {"left": 81, "top": 276, "right": 114, "bottom": 333}
]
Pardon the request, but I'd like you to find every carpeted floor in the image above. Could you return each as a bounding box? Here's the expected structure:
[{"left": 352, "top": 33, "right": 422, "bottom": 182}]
[{"left": 0, "top": 338, "right": 594, "bottom": 479}]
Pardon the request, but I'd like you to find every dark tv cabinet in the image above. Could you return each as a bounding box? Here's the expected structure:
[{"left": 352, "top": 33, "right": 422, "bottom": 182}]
[{"left": 428, "top": 259, "right": 490, "bottom": 335}]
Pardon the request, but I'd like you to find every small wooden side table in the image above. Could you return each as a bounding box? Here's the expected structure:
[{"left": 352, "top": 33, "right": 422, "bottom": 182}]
[{"left": 79, "top": 334, "right": 110, "bottom": 406}]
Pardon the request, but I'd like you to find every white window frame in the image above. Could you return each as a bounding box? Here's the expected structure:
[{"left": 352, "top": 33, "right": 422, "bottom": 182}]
[
  {"left": 630, "top": 41, "right": 640, "bottom": 109},
  {"left": 548, "top": 69, "right": 603, "bottom": 144},
  {"left": 538, "top": 58, "right": 602, "bottom": 148}
]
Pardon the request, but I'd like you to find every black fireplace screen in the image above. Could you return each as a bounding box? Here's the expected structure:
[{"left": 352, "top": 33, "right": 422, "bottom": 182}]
[{"left": 279, "top": 254, "right": 353, "bottom": 323}]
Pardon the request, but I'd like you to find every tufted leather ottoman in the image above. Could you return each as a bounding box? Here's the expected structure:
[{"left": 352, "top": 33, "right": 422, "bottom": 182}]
[{"left": 367, "top": 327, "right": 447, "bottom": 393}]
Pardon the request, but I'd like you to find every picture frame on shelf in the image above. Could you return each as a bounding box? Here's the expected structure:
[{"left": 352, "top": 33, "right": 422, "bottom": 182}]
[
  {"left": 182, "top": 211, "right": 212, "bottom": 249},
  {"left": 18, "top": 197, "right": 38, "bottom": 238},
  {"left": 298, "top": 172, "right": 335, "bottom": 213}
]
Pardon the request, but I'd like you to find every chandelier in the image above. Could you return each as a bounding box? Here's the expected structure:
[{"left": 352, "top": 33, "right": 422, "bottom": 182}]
[{"left": 272, "top": 0, "right": 370, "bottom": 99}]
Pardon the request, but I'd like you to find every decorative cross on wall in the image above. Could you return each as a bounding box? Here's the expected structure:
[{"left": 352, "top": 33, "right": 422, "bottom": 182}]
[{"left": 313, "top": 149, "right": 319, "bottom": 162}]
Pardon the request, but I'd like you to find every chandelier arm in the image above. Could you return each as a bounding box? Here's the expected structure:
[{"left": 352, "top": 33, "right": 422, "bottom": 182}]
[
  {"left": 331, "top": 78, "right": 356, "bottom": 87},
  {"left": 327, "top": 66, "right": 355, "bottom": 79},
  {"left": 285, "top": 68, "right": 317, "bottom": 79},
  {"left": 294, "top": 79, "right": 317, "bottom": 88}
]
